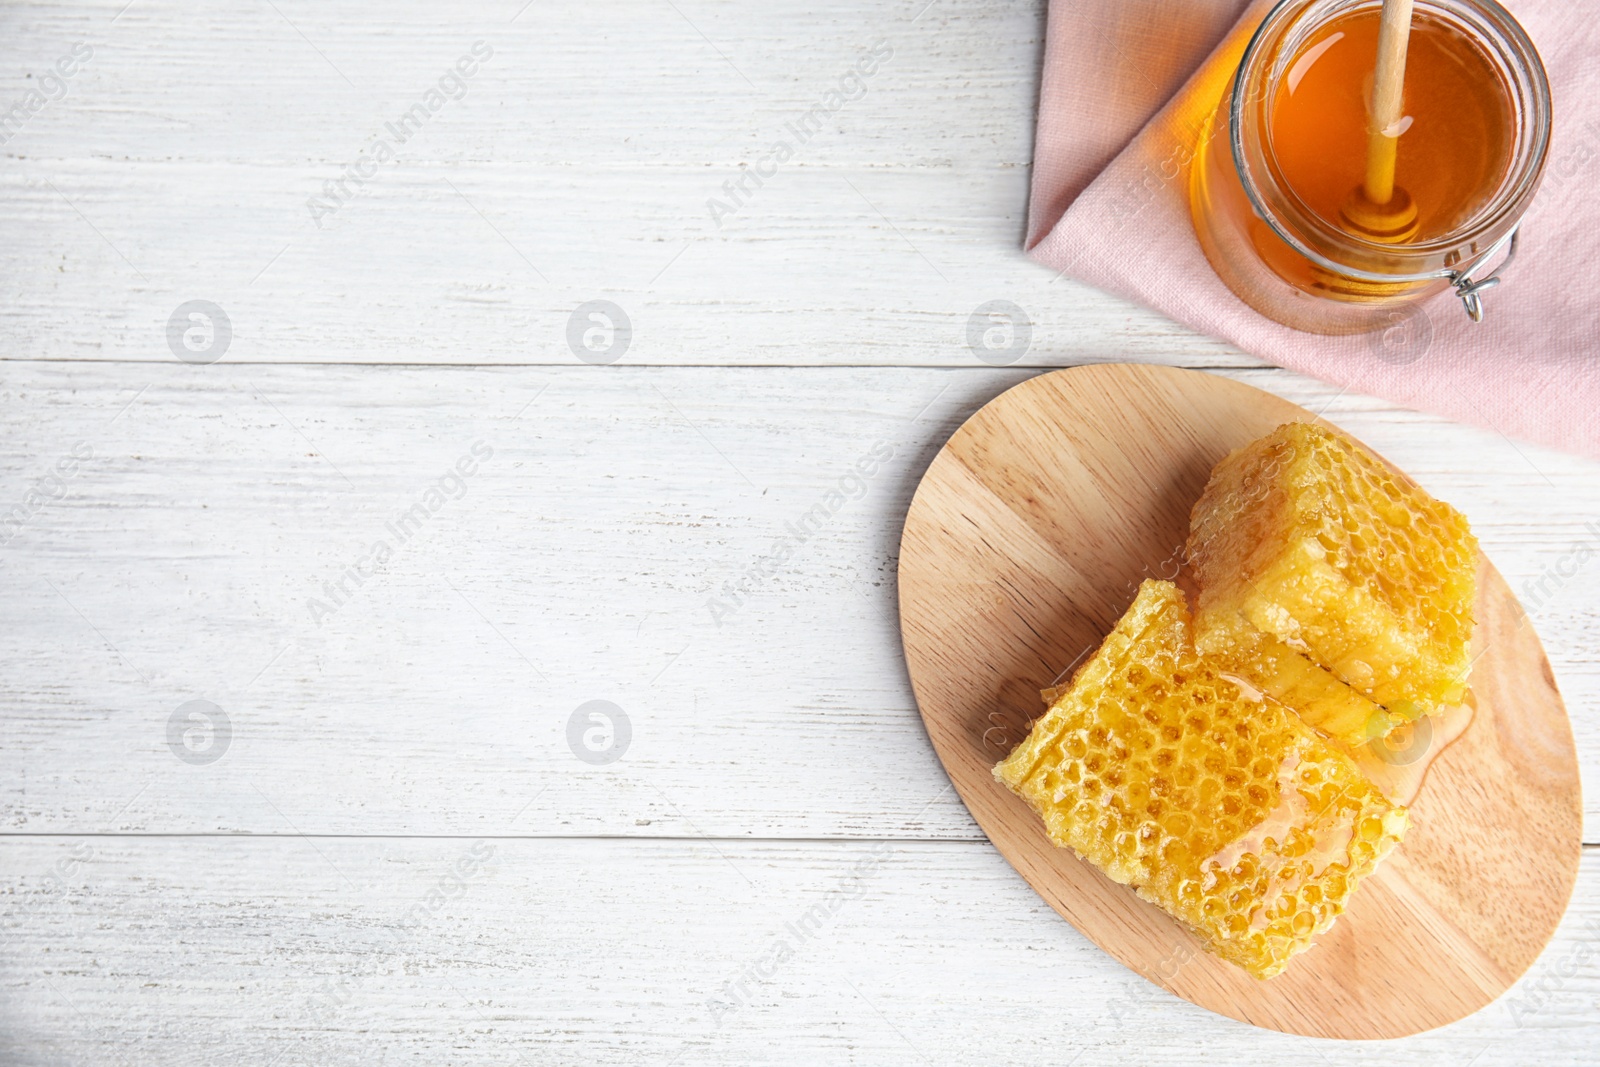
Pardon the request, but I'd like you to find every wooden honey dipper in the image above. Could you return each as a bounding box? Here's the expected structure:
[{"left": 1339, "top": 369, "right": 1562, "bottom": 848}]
[{"left": 1341, "top": 0, "right": 1422, "bottom": 243}]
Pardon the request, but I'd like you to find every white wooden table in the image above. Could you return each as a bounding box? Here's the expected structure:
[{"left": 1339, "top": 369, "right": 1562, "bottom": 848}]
[{"left": 2, "top": 2, "right": 1596, "bottom": 1063}]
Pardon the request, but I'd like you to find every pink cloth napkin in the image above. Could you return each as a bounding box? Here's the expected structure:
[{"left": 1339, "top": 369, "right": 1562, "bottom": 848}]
[{"left": 1027, "top": 0, "right": 1600, "bottom": 459}]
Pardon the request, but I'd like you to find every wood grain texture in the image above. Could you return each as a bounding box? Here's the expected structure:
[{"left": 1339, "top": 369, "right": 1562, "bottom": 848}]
[
  {"left": 0, "top": 160, "right": 1255, "bottom": 368},
  {"left": 898, "top": 364, "right": 1583, "bottom": 1038},
  {"left": 3, "top": 837, "right": 1598, "bottom": 1066},
  {"left": 0, "top": 0, "right": 1253, "bottom": 368}
]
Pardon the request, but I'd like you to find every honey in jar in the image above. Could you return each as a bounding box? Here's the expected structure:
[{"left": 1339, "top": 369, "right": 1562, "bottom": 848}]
[{"left": 1190, "top": 0, "right": 1550, "bottom": 334}]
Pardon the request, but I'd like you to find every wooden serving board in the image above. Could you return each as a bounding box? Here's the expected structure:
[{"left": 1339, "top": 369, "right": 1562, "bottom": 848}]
[{"left": 897, "top": 364, "right": 1582, "bottom": 1039}]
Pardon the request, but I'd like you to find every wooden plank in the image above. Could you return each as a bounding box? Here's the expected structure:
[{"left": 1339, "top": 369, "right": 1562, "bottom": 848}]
[
  {"left": 1, "top": 836, "right": 1597, "bottom": 1064},
  {"left": 1, "top": 362, "right": 1596, "bottom": 842},
  {"left": 2, "top": 0, "right": 1043, "bottom": 166},
  {"left": 0, "top": 159, "right": 1254, "bottom": 367},
  {"left": 0, "top": 0, "right": 1254, "bottom": 367}
]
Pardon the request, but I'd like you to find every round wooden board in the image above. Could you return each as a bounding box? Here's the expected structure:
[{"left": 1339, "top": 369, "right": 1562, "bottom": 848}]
[{"left": 897, "top": 364, "right": 1582, "bottom": 1039}]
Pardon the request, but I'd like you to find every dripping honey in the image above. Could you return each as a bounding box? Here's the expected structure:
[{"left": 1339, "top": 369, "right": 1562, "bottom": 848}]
[{"left": 1269, "top": 8, "right": 1511, "bottom": 243}]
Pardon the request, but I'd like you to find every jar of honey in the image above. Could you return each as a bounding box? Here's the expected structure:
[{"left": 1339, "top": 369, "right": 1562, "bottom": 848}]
[{"left": 1190, "top": 0, "right": 1550, "bottom": 334}]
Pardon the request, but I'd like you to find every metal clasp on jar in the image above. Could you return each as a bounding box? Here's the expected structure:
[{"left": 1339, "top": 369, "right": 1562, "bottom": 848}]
[{"left": 1448, "top": 228, "right": 1518, "bottom": 323}]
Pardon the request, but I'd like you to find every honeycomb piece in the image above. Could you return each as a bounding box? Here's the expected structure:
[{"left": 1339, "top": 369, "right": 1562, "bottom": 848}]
[
  {"left": 995, "top": 580, "right": 1409, "bottom": 979},
  {"left": 1194, "top": 607, "right": 1391, "bottom": 745},
  {"left": 1187, "top": 422, "right": 1477, "bottom": 725}
]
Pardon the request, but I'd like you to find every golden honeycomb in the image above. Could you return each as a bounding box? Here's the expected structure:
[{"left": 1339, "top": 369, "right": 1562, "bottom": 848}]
[
  {"left": 995, "top": 580, "right": 1409, "bottom": 979},
  {"left": 1195, "top": 608, "right": 1390, "bottom": 744},
  {"left": 1187, "top": 421, "right": 1477, "bottom": 732}
]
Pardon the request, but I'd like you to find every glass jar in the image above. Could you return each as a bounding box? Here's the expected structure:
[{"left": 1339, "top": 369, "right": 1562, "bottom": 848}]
[{"left": 1189, "top": 0, "right": 1550, "bottom": 334}]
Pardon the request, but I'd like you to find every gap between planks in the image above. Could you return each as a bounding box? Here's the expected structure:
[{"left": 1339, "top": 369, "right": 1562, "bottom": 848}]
[
  {"left": 0, "top": 360, "right": 1274, "bottom": 371},
  {"left": 0, "top": 833, "right": 1595, "bottom": 847}
]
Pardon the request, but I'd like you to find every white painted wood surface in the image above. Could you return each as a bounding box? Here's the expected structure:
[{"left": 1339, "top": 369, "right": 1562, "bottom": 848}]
[{"left": 1, "top": 0, "right": 1595, "bottom": 1062}]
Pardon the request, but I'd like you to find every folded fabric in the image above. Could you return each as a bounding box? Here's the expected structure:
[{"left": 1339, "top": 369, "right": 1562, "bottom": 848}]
[{"left": 1026, "top": 0, "right": 1600, "bottom": 459}]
